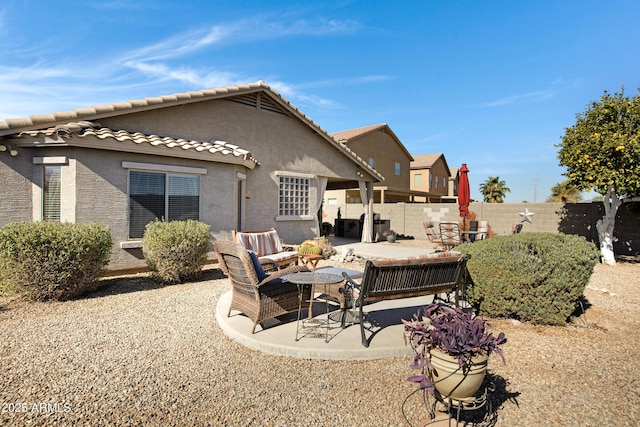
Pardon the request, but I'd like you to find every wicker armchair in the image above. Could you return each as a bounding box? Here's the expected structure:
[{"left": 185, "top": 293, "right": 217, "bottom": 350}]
[{"left": 214, "top": 240, "right": 311, "bottom": 333}]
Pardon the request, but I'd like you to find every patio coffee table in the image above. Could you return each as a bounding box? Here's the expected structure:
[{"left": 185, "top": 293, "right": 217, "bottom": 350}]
[{"left": 285, "top": 271, "right": 343, "bottom": 342}]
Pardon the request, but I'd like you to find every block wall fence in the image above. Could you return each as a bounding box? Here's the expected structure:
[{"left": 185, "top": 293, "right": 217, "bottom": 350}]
[{"left": 323, "top": 201, "right": 640, "bottom": 257}]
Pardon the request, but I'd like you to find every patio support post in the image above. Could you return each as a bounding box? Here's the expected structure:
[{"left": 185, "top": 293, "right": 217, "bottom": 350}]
[{"left": 359, "top": 180, "right": 374, "bottom": 243}]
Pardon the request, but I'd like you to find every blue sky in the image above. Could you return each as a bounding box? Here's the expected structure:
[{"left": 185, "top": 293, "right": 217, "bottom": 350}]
[{"left": 1, "top": 1, "right": 639, "bottom": 202}]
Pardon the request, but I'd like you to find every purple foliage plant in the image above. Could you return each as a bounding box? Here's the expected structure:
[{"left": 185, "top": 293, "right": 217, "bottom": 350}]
[{"left": 402, "top": 303, "right": 506, "bottom": 393}]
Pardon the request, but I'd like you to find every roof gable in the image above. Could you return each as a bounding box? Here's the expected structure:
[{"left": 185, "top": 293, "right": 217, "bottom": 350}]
[
  {"left": 0, "top": 81, "right": 383, "bottom": 182},
  {"left": 411, "top": 153, "right": 451, "bottom": 176},
  {"left": 331, "top": 123, "right": 414, "bottom": 161}
]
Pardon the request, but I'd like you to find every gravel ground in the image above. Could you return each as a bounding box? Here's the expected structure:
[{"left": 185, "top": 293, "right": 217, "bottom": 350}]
[{"left": 1, "top": 240, "right": 639, "bottom": 427}]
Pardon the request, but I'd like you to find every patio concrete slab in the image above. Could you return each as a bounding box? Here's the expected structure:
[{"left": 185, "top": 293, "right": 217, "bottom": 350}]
[
  {"left": 216, "top": 290, "right": 437, "bottom": 360},
  {"left": 215, "top": 239, "right": 441, "bottom": 360}
]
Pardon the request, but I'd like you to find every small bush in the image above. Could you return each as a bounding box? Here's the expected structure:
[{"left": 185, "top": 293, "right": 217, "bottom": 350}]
[
  {"left": 142, "top": 220, "right": 210, "bottom": 284},
  {"left": 458, "top": 232, "right": 599, "bottom": 325},
  {"left": 0, "top": 221, "right": 112, "bottom": 301}
]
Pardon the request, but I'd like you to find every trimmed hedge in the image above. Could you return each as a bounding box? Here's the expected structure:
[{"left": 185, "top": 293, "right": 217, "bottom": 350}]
[
  {"left": 458, "top": 232, "right": 599, "bottom": 325},
  {"left": 0, "top": 221, "right": 112, "bottom": 301},
  {"left": 142, "top": 220, "right": 210, "bottom": 284}
]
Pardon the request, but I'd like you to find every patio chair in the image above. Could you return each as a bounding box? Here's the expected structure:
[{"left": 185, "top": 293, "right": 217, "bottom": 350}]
[
  {"left": 214, "top": 240, "right": 311, "bottom": 333},
  {"left": 476, "top": 220, "right": 489, "bottom": 241},
  {"left": 423, "top": 221, "right": 444, "bottom": 249},
  {"left": 463, "top": 220, "right": 479, "bottom": 242},
  {"left": 232, "top": 228, "right": 299, "bottom": 269},
  {"left": 439, "top": 222, "right": 462, "bottom": 250}
]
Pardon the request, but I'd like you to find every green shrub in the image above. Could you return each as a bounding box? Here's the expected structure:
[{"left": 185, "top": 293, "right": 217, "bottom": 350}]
[
  {"left": 458, "top": 232, "right": 599, "bottom": 325},
  {"left": 0, "top": 221, "right": 112, "bottom": 301},
  {"left": 142, "top": 220, "right": 210, "bottom": 284}
]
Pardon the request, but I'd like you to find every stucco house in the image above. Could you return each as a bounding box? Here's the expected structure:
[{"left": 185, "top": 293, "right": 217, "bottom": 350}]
[
  {"left": 0, "top": 81, "right": 382, "bottom": 273},
  {"left": 324, "top": 123, "right": 427, "bottom": 205},
  {"left": 410, "top": 153, "right": 455, "bottom": 202}
]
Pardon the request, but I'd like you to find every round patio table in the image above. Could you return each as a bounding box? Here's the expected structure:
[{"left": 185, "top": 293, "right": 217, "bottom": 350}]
[{"left": 285, "top": 271, "right": 343, "bottom": 342}]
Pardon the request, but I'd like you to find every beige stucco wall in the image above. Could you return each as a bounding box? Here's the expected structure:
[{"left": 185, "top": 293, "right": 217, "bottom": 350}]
[
  {"left": 0, "top": 94, "right": 371, "bottom": 272},
  {"left": 0, "top": 153, "right": 33, "bottom": 222},
  {"left": 410, "top": 157, "right": 450, "bottom": 199},
  {"left": 100, "top": 98, "right": 367, "bottom": 245},
  {"left": 344, "top": 129, "right": 410, "bottom": 191}
]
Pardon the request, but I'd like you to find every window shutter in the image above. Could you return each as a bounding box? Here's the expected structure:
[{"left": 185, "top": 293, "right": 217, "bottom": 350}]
[
  {"left": 168, "top": 175, "right": 199, "bottom": 222},
  {"left": 130, "top": 171, "right": 165, "bottom": 238},
  {"left": 43, "top": 166, "right": 61, "bottom": 221}
]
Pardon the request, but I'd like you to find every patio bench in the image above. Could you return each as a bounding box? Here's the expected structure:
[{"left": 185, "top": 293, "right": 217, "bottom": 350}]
[{"left": 342, "top": 252, "right": 470, "bottom": 347}]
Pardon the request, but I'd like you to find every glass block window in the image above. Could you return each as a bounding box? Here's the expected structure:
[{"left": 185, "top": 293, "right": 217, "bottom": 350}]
[{"left": 278, "top": 175, "right": 310, "bottom": 217}]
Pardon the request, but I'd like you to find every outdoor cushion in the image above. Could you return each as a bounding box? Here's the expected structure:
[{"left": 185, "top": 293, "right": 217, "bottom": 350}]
[
  {"left": 247, "top": 250, "right": 267, "bottom": 281},
  {"left": 234, "top": 229, "right": 283, "bottom": 256},
  {"left": 260, "top": 251, "right": 299, "bottom": 265}
]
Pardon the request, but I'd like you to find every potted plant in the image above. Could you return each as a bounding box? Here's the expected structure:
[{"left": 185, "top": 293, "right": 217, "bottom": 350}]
[
  {"left": 383, "top": 229, "right": 397, "bottom": 243},
  {"left": 402, "top": 303, "right": 506, "bottom": 400}
]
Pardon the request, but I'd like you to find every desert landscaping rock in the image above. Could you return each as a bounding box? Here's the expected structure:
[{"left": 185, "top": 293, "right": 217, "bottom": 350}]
[{"left": 1, "top": 241, "right": 639, "bottom": 426}]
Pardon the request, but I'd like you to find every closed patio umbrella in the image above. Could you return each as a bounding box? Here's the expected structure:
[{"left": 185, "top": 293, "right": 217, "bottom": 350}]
[{"left": 458, "top": 164, "right": 471, "bottom": 232}]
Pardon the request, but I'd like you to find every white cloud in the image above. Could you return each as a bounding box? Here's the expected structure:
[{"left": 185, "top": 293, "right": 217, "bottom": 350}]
[
  {"left": 0, "top": 14, "right": 365, "bottom": 119},
  {"left": 482, "top": 90, "right": 554, "bottom": 107}
]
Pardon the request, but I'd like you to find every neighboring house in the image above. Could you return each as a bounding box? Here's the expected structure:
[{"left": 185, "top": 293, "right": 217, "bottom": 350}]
[
  {"left": 0, "top": 81, "right": 382, "bottom": 272},
  {"left": 409, "top": 153, "right": 455, "bottom": 202},
  {"left": 324, "top": 123, "right": 426, "bottom": 204},
  {"left": 447, "top": 167, "right": 460, "bottom": 202}
]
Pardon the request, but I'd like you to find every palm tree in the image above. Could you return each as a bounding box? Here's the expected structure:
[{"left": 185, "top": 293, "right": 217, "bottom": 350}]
[
  {"left": 546, "top": 181, "right": 583, "bottom": 203},
  {"left": 479, "top": 176, "right": 511, "bottom": 203}
]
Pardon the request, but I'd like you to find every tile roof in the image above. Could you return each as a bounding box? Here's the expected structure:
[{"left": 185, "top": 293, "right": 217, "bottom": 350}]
[
  {"left": 0, "top": 82, "right": 274, "bottom": 133},
  {"left": 331, "top": 123, "right": 388, "bottom": 141},
  {"left": 14, "top": 121, "right": 259, "bottom": 167},
  {"left": 0, "top": 81, "right": 383, "bottom": 181},
  {"left": 331, "top": 123, "right": 413, "bottom": 161},
  {"left": 411, "top": 153, "right": 444, "bottom": 168}
]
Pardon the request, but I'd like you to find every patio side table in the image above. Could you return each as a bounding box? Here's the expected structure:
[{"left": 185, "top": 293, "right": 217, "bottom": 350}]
[{"left": 284, "top": 271, "right": 343, "bottom": 343}]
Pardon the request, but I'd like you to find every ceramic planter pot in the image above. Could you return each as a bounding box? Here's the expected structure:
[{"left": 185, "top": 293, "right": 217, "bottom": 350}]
[
  {"left": 428, "top": 348, "right": 488, "bottom": 400},
  {"left": 386, "top": 235, "right": 396, "bottom": 243}
]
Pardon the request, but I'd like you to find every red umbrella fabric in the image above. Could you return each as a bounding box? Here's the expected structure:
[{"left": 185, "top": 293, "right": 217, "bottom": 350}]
[{"left": 458, "top": 164, "right": 470, "bottom": 220}]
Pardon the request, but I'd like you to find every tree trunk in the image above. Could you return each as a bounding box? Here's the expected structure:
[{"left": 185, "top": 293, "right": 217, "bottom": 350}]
[{"left": 596, "top": 186, "right": 621, "bottom": 266}]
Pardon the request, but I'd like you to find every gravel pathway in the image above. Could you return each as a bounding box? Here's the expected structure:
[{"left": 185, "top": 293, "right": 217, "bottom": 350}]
[{"left": 1, "top": 250, "right": 639, "bottom": 426}]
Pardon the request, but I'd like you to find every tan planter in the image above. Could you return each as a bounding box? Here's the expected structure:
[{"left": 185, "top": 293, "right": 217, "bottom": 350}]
[{"left": 429, "top": 348, "right": 488, "bottom": 400}]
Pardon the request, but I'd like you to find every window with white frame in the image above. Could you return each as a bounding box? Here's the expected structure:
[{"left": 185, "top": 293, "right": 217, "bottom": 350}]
[
  {"left": 435, "top": 175, "right": 439, "bottom": 189},
  {"left": 128, "top": 171, "right": 200, "bottom": 238},
  {"left": 43, "top": 165, "right": 61, "bottom": 221},
  {"left": 278, "top": 174, "right": 310, "bottom": 218}
]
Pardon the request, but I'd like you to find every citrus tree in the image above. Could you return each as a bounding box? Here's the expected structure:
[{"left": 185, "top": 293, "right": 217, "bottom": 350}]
[
  {"left": 479, "top": 176, "right": 511, "bottom": 203},
  {"left": 557, "top": 87, "right": 640, "bottom": 265}
]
